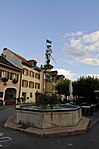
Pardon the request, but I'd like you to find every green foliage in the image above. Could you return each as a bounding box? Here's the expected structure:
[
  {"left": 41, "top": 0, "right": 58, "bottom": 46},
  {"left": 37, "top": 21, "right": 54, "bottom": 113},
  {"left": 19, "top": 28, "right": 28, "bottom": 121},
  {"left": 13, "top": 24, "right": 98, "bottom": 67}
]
[
  {"left": 73, "top": 76, "right": 99, "bottom": 102},
  {"left": 36, "top": 93, "right": 58, "bottom": 109},
  {"left": 55, "top": 79, "right": 70, "bottom": 95},
  {"left": 55, "top": 76, "right": 99, "bottom": 103}
]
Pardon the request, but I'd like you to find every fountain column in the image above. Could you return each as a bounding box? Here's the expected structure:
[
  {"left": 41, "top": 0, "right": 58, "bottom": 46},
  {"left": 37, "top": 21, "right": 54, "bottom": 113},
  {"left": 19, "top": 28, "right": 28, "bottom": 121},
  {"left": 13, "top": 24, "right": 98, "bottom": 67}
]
[
  {"left": 44, "top": 64, "right": 53, "bottom": 93},
  {"left": 44, "top": 39, "right": 53, "bottom": 93}
]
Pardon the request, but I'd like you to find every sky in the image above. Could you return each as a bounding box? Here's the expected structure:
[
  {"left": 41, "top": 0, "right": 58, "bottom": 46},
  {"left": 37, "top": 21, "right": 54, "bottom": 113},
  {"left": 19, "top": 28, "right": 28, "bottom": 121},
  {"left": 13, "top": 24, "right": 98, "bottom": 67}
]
[{"left": 0, "top": 0, "right": 99, "bottom": 80}]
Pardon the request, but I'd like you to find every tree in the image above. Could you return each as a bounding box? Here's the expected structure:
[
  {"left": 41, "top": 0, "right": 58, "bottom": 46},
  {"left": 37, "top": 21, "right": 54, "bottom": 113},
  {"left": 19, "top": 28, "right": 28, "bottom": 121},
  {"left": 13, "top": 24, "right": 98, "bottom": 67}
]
[
  {"left": 73, "top": 76, "right": 99, "bottom": 103},
  {"left": 55, "top": 76, "right": 99, "bottom": 104},
  {"left": 55, "top": 79, "right": 70, "bottom": 95}
]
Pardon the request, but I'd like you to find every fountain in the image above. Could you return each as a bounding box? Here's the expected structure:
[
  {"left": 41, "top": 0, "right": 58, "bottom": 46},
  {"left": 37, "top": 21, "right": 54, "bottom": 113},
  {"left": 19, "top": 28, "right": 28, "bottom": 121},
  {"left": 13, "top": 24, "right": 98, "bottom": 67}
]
[
  {"left": 5, "top": 40, "right": 89, "bottom": 136},
  {"left": 14, "top": 95, "right": 81, "bottom": 129}
]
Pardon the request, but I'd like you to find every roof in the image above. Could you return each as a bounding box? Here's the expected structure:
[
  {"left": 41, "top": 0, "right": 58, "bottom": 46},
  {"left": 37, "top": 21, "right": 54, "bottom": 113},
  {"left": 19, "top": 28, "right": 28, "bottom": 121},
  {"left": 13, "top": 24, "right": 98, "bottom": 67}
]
[
  {"left": 10, "top": 50, "right": 31, "bottom": 66},
  {"left": 11, "top": 51, "right": 27, "bottom": 62},
  {"left": 3, "top": 48, "right": 30, "bottom": 66},
  {"left": 3, "top": 48, "right": 42, "bottom": 71},
  {"left": 0, "top": 56, "right": 22, "bottom": 72}
]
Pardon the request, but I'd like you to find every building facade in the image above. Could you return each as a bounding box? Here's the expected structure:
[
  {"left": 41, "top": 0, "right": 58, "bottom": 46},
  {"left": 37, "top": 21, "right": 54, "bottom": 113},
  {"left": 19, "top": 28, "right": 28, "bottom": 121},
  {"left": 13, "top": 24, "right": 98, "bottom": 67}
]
[
  {"left": 0, "top": 56, "right": 22, "bottom": 105},
  {"left": 2, "top": 48, "right": 44, "bottom": 103},
  {"left": 21, "top": 63, "right": 44, "bottom": 103}
]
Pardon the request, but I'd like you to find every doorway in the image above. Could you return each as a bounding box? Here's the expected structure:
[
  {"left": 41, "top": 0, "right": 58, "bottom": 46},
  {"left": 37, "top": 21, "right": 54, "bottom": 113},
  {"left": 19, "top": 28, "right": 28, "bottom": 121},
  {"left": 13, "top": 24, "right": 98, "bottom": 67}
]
[{"left": 4, "top": 88, "right": 16, "bottom": 104}]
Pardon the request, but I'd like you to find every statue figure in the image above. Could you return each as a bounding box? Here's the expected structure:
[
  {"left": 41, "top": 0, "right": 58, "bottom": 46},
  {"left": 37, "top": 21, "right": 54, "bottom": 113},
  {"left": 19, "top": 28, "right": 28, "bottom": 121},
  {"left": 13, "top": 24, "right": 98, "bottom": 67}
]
[{"left": 45, "top": 47, "right": 52, "bottom": 65}]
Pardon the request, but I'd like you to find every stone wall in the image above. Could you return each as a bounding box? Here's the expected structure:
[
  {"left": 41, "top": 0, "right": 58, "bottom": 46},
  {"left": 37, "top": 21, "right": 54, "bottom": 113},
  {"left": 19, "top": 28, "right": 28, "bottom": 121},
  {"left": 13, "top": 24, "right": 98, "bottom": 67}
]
[{"left": 14, "top": 107, "right": 82, "bottom": 128}]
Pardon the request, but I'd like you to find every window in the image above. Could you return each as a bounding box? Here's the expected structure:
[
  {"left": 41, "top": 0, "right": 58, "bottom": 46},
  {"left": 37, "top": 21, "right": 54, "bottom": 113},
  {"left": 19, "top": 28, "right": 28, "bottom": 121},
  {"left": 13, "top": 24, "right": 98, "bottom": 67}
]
[
  {"left": 38, "top": 74, "right": 40, "bottom": 79},
  {"left": 29, "top": 81, "right": 34, "bottom": 88},
  {"left": 29, "top": 71, "right": 34, "bottom": 77},
  {"left": 23, "top": 68, "right": 28, "bottom": 76},
  {"left": 1, "top": 70, "right": 8, "bottom": 78},
  {"left": 35, "top": 73, "right": 40, "bottom": 79},
  {"left": 35, "top": 83, "right": 40, "bottom": 89},
  {"left": 9, "top": 72, "right": 19, "bottom": 80},
  {"left": 35, "top": 73, "right": 37, "bottom": 78},
  {"left": 12, "top": 73, "right": 19, "bottom": 80},
  {"left": 22, "top": 80, "right": 28, "bottom": 87},
  {"left": 0, "top": 70, "right": 19, "bottom": 81}
]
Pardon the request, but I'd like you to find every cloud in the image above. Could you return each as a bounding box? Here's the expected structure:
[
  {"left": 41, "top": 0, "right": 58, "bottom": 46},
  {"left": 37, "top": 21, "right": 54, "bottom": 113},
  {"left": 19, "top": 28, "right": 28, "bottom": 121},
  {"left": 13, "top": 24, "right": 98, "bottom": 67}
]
[
  {"left": 82, "top": 31, "right": 99, "bottom": 44},
  {"left": 63, "top": 45, "right": 89, "bottom": 60},
  {"left": 53, "top": 68, "right": 76, "bottom": 80},
  {"left": 82, "top": 58, "right": 99, "bottom": 65},
  {"left": 65, "top": 31, "right": 84, "bottom": 37},
  {"left": 64, "top": 30, "right": 99, "bottom": 65}
]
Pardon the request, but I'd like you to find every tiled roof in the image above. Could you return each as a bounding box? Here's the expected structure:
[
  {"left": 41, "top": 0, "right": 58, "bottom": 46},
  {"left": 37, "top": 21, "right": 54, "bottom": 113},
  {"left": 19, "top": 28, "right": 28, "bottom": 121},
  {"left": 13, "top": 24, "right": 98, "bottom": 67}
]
[
  {"left": 3, "top": 48, "right": 42, "bottom": 71},
  {"left": 11, "top": 50, "right": 27, "bottom": 62},
  {"left": 3, "top": 48, "right": 30, "bottom": 66},
  {"left": 0, "top": 56, "right": 22, "bottom": 71},
  {"left": 9, "top": 49, "right": 41, "bottom": 69},
  {"left": 10, "top": 50, "right": 30, "bottom": 66}
]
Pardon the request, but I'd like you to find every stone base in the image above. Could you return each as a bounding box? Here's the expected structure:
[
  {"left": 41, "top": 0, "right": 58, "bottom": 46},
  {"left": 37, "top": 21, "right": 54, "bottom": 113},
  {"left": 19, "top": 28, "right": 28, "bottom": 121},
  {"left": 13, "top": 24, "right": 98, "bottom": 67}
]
[
  {"left": 14, "top": 107, "right": 82, "bottom": 129},
  {"left": 4, "top": 116, "right": 90, "bottom": 137}
]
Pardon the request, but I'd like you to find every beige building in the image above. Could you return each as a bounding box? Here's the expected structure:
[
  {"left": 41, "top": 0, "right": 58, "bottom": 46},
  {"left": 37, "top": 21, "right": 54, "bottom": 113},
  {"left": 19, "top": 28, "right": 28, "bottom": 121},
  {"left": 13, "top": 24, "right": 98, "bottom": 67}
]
[
  {"left": 2, "top": 48, "right": 44, "bottom": 103},
  {"left": 21, "top": 63, "right": 43, "bottom": 103}
]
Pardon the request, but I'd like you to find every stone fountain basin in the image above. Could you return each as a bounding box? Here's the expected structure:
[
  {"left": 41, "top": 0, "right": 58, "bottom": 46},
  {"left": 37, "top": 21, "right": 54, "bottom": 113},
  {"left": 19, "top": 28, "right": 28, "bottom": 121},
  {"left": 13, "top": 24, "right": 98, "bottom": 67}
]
[{"left": 14, "top": 104, "right": 82, "bottom": 129}]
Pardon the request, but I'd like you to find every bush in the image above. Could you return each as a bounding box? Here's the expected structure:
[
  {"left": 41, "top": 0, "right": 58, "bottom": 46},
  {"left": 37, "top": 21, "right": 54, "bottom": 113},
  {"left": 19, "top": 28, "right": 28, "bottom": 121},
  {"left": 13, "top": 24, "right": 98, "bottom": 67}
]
[{"left": 36, "top": 93, "right": 58, "bottom": 109}]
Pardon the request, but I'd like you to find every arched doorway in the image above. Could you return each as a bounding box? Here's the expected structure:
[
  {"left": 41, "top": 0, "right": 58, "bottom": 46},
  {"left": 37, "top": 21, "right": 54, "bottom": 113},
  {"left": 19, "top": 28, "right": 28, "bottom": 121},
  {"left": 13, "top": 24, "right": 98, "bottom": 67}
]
[{"left": 4, "top": 88, "right": 17, "bottom": 105}]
